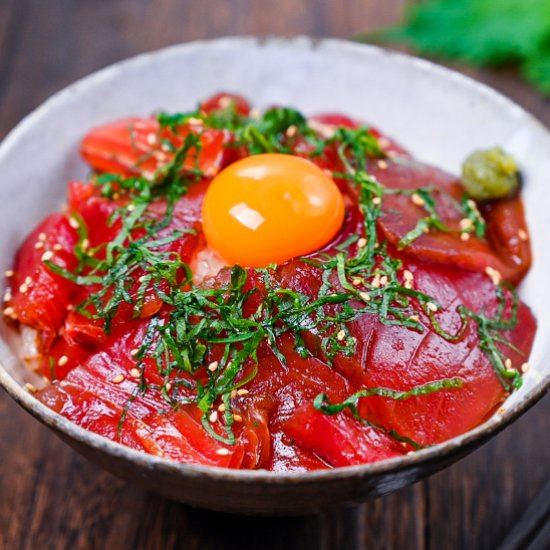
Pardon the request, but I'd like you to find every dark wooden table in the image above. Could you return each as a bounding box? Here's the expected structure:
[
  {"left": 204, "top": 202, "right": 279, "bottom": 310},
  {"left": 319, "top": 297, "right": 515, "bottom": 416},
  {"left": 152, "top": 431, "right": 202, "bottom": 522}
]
[{"left": 0, "top": 1, "right": 548, "bottom": 548}]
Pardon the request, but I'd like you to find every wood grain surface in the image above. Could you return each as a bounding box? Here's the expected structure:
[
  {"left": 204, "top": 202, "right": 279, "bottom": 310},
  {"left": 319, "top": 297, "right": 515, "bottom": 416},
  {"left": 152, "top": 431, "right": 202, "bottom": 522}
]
[{"left": 0, "top": 1, "right": 548, "bottom": 549}]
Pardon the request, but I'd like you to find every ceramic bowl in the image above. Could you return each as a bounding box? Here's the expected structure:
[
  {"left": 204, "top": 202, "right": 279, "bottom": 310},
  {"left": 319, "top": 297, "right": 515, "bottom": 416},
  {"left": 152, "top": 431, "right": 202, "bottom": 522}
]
[{"left": 0, "top": 37, "right": 549, "bottom": 516}]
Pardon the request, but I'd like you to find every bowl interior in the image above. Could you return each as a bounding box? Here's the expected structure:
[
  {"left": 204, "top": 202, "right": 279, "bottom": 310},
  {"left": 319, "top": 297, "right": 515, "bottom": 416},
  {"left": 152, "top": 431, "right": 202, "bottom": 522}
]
[{"left": 0, "top": 37, "right": 548, "bottom": 508}]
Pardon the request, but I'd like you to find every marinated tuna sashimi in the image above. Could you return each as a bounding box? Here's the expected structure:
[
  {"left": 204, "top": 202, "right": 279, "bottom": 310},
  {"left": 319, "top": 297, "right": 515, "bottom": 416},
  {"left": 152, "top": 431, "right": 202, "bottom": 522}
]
[{"left": 4, "top": 93, "right": 536, "bottom": 471}]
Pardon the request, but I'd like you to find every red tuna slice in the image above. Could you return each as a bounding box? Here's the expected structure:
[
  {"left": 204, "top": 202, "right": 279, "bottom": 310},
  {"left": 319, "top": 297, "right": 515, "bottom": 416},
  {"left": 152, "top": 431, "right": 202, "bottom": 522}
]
[
  {"left": 164, "top": 407, "right": 246, "bottom": 468},
  {"left": 234, "top": 334, "right": 351, "bottom": 470},
  {"left": 6, "top": 214, "right": 79, "bottom": 344},
  {"left": 200, "top": 92, "right": 251, "bottom": 116},
  {"left": 276, "top": 258, "right": 373, "bottom": 386},
  {"left": 67, "top": 181, "right": 123, "bottom": 248},
  {"left": 369, "top": 157, "right": 532, "bottom": 284},
  {"left": 37, "top": 319, "right": 252, "bottom": 467},
  {"left": 39, "top": 330, "right": 91, "bottom": 381},
  {"left": 309, "top": 113, "right": 410, "bottom": 158},
  {"left": 266, "top": 430, "right": 330, "bottom": 472},
  {"left": 138, "top": 410, "right": 238, "bottom": 467},
  {"left": 61, "top": 181, "right": 205, "bottom": 347},
  {"left": 238, "top": 335, "right": 350, "bottom": 425},
  {"left": 282, "top": 402, "right": 406, "bottom": 467},
  {"left": 40, "top": 383, "right": 232, "bottom": 464},
  {"left": 68, "top": 178, "right": 206, "bottom": 257},
  {"left": 481, "top": 196, "right": 531, "bottom": 284},
  {"left": 80, "top": 117, "right": 233, "bottom": 179},
  {"left": 355, "top": 263, "right": 536, "bottom": 447},
  {"left": 275, "top": 257, "right": 535, "bottom": 447},
  {"left": 38, "top": 384, "right": 154, "bottom": 454}
]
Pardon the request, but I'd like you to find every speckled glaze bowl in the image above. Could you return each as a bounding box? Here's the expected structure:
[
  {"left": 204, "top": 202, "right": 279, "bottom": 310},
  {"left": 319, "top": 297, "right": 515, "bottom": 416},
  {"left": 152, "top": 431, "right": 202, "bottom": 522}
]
[{"left": 0, "top": 37, "right": 549, "bottom": 516}]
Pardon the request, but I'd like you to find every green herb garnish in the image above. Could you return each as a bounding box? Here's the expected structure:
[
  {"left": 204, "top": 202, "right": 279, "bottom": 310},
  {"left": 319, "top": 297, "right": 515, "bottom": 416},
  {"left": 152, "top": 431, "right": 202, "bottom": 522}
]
[
  {"left": 44, "top": 98, "right": 523, "bottom": 447},
  {"left": 369, "top": 0, "right": 550, "bottom": 97}
]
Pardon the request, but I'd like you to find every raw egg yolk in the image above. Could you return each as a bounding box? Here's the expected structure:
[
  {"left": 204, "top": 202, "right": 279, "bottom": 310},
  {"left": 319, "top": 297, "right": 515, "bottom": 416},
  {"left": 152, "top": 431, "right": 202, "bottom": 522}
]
[{"left": 202, "top": 154, "right": 345, "bottom": 267}]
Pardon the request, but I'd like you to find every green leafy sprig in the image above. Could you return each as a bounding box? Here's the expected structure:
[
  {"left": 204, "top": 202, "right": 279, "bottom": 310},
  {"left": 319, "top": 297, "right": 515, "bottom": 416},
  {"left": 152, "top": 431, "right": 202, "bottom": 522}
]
[{"left": 367, "top": 0, "right": 550, "bottom": 97}]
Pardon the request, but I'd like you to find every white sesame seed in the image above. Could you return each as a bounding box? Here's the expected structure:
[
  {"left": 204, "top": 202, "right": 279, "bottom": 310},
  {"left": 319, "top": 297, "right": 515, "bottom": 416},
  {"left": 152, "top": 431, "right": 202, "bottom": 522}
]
[
  {"left": 518, "top": 229, "right": 529, "bottom": 241},
  {"left": 218, "top": 96, "right": 232, "bottom": 108},
  {"left": 208, "top": 361, "right": 219, "bottom": 372},
  {"left": 378, "top": 137, "right": 390, "bottom": 148},
  {"left": 426, "top": 302, "right": 438, "bottom": 312},
  {"left": 372, "top": 197, "right": 382, "bottom": 206},
  {"left": 130, "top": 348, "right": 139, "bottom": 357},
  {"left": 186, "top": 117, "right": 203, "bottom": 125},
  {"left": 404, "top": 280, "right": 413, "bottom": 289},
  {"left": 3, "top": 290, "right": 12, "bottom": 302},
  {"left": 216, "top": 448, "right": 230, "bottom": 456},
  {"left": 38, "top": 232, "right": 47, "bottom": 242},
  {"left": 58, "top": 355, "right": 68, "bottom": 367},
  {"left": 379, "top": 275, "right": 388, "bottom": 286},
  {"left": 286, "top": 125, "right": 297, "bottom": 137},
  {"left": 112, "top": 374, "right": 125, "bottom": 384},
  {"left": 68, "top": 217, "right": 79, "bottom": 229},
  {"left": 237, "top": 389, "right": 249, "bottom": 396},
  {"left": 485, "top": 266, "right": 502, "bottom": 285},
  {"left": 209, "top": 411, "right": 218, "bottom": 423},
  {"left": 81, "top": 238, "right": 90, "bottom": 250},
  {"left": 24, "top": 383, "right": 37, "bottom": 394},
  {"left": 377, "top": 160, "right": 388, "bottom": 170},
  {"left": 357, "top": 238, "right": 367, "bottom": 248},
  {"left": 4, "top": 270, "right": 14, "bottom": 278},
  {"left": 352, "top": 277, "right": 362, "bottom": 286},
  {"left": 34, "top": 241, "right": 44, "bottom": 250},
  {"left": 459, "top": 218, "right": 473, "bottom": 230},
  {"left": 521, "top": 362, "right": 530, "bottom": 373},
  {"left": 138, "top": 275, "right": 147, "bottom": 283},
  {"left": 154, "top": 151, "right": 169, "bottom": 162},
  {"left": 218, "top": 403, "right": 226, "bottom": 412},
  {"left": 233, "top": 414, "right": 243, "bottom": 423},
  {"left": 165, "top": 383, "right": 172, "bottom": 392},
  {"left": 3, "top": 306, "right": 15, "bottom": 317},
  {"left": 411, "top": 193, "right": 425, "bottom": 207},
  {"left": 504, "top": 358, "right": 513, "bottom": 370},
  {"left": 53, "top": 244, "right": 63, "bottom": 251},
  {"left": 403, "top": 270, "right": 414, "bottom": 282},
  {"left": 127, "top": 204, "right": 135, "bottom": 212},
  {"left": 146, "top": 133, "right": 158, "bottom": 146},
  {"left": 408, "top": 315, "right": 420, "bottom": 323},
  {"left": 372, "top": 274, "right": 381, "bottom": 289},
  {"left": 336, "top": 329, "right": 346, "bottom": 341},
  {"left": 41, "top": 250, "right": 54, "bottom": 262},
  {"left": 359, "top": 291, "right": 371, "bottom": 302},
  {"left": 307, "top": 119, "right": 336, "bottom": 138},
  {"left": 19, "top": 283, "right": 28, "bottom": 294},
  {"left": 24, "top": 276, "right": 32, "bottom": 286},
  {"left": 130, "top": 368, "right": 141, "bottom": 379},
  {"left": 460, "top": 232, "right": 470, "bottom": 241},
  {"left": 231, "top": 389, "right": 238, "bottom": 398}
]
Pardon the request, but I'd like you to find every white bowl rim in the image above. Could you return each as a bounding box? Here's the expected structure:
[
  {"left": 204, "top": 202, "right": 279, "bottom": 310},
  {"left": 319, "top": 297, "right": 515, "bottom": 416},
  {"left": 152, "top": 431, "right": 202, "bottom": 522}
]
[{"left": 0, "top": 35, "right": 549, "bottom": 484}]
